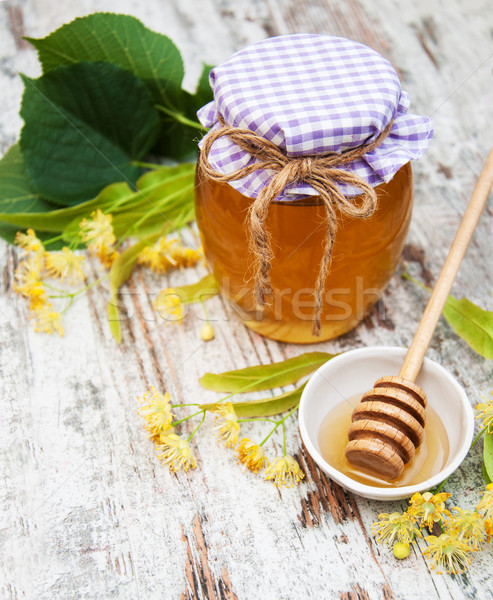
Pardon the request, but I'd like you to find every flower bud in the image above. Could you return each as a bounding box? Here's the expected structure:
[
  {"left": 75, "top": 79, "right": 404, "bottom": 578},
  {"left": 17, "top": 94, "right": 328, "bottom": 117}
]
[
  {"left": 200, "top": 323, "right": 215, "bottom": 341},
  {"left": 393, "top": 542, "right": 410, "bottom": 559}
]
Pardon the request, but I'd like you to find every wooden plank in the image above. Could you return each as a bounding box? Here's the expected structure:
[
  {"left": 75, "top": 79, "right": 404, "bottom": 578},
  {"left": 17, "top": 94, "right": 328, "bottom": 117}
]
[{"left": 0, "top": 0, "right": 492, "bottom": 599}]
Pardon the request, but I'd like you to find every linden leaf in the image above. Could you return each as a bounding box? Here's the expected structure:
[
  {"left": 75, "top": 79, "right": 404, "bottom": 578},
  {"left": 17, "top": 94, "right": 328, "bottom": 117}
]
[
  {"left": 107, "top": 294, "right": 122, "bottom": 344},
  {"left": 0, "top": 159, "right": 195, "bottom": 241},
  {"left": 442, "top": 296, "right": 493, "bottom": 359},
  {"left": 27, "top": 13, "right": 184, "bottom": 109},
  {"left": 20, "top": 61, "right": 160, "bottom": 206},
  {"left": 61, "top": 163, "right": 196, "bottom": 242},
  {"left": 26, "top": 13, "right": 213, "bottom": 160},
  {"left": 111, "top": 236, "right": 160, "bottom": 291},
  {"left": 0, "top": 144, "right": 61, "bottom": 244},
  {"left": 106, "top": 235, "right": 161, "bottom": 344},
  {"left": 484, "top": 431, "right": 493, "bottom": 484},
  {"left": 404, "top": 274, "right": 493, "bottom": 360},
  {"left": 200, "top": 382, "right": 306, "bottom": 417},
  {"left": 483, "top": 463, "right": 492, "bottom": 485},
  {"left": 172, "top": 274, "right": 219, "bottom": 305},
  {"left": 0, "top": 144, "right": 57, "bottom": 214},
  {"left": 199, "top": 352, "right": 335, "bottom": 393},
  {"left": 155, "top": 62, "right": 213, "bottom": 160}
]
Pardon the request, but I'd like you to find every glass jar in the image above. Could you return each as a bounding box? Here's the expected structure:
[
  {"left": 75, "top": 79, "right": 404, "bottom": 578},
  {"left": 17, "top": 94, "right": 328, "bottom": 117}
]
[
  {"left": 195, "top": 33, "right": 432, "bottom": 343},
  {"left": 195, "top": 162, "right": 413, "bottom": 343}
]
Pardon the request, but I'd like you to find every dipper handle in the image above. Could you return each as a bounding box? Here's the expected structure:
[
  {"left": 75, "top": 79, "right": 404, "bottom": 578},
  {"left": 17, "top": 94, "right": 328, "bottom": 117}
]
[{"left": 399, "top": 149, "right": 493, "bottom": 382}]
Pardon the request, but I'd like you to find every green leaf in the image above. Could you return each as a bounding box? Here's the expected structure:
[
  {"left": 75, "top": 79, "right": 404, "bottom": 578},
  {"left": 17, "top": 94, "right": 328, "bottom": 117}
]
[
  {"left": 172, "top": 274, "right": 219, "bottom": 304},
  {"left": 62, "top": 163, "right": 196, "bottom": 242},
  {"left": 27, "top": 13, "right": 184, "bottom": 109},
  {"left": 0, "top": 182, "right": 119, "bottom": 232},
  {"left": 26, "top": 13, "right": 212, "bottom": 161},
  {"left": 191, "top": 63, "right": 214, "bottom": 112},
  {"left": 199, "top": 351, "right": 335, "bottom": 393},
  {"left": 155, "top": 62, "right": 213, "bottom": 160},
  {"left": 107, "top": 234, "right": 160, "bottom": 344},
  {"left": 107, "top": 294, "right": 122, "bottom": 344},
  {"left": 484, "top": 431, "right": 493, "bottom": 483},
  {"left": 20, "top": 61, "right": 160, "bottom": 206},
  {"left": 442, "top": 296, "right": 493, "bottom": 359},
  {"left": 0, "top": 144, "right": 61, "bottom": 244},
  {"left": 200, "top": 382, "right": 306, "bottom": 417},
  {"left": 0, "top": 161, "right": 194, "bottom": 243},
  {"left": 110, "top": 235, "right": 160, "bottom": 293},
  {"left": 0, "top": 144, "right": 58, "bottom": 214},
  {"left": 483, "top": 462, "right": 492, "bottom": 485}
]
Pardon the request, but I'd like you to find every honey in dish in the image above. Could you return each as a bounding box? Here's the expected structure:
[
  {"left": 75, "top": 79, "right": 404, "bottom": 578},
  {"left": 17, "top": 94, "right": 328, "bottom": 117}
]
[
  {"left": 317, "top": 394, "right": 449, "bottom": 488},
  {"left": 195, "top": 163, "right": 413, "bottom": 343}
]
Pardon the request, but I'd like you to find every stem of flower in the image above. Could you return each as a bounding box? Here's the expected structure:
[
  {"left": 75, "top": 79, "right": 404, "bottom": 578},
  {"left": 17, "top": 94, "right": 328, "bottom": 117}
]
[
  {"left": 132, "top": 160, "right": 165, "bottom": 170},
  {"left": 237, "top": 417, "right": 278, "bottom": 424},
  {"left": 44, "top": 282, "right": 70, "bottom": 294},
  {"left": 200, "top": 299, "right": 210, "bottom": 325},
  {"left": 187, "top": 410, "right": 206, "bottom": 442},
  {"left": 42, "top": 234, "right": 65, "bottom": 247},
  {"left": 47, "top": 274, "right": 109, "bottom": 300},
  {"left": 155, "top": 104, "right": 204, "bottom": 130},
  {"left": 259, "top": 405, "right": 299, "bottom": 447},
  {"left": 60, "top": 296, "right": 74, "bottom": 315},
  {"left": 172, "top": 409, "right": 204, "bottom": 427},
  {"left": 215, "top": 373, "right": 302, "bottom": 406},
  {"left": 72, "top": 274, "right": 109, "bottom": 296},
  {"left": 402, "top": 271, "right": 432, "bottom": 293},
  {"left": 114, "top": 184, "right": 193, "bottom": 246}
]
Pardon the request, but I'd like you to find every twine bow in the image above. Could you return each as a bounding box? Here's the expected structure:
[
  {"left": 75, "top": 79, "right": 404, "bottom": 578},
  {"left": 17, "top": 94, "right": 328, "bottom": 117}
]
[{"left": 198, "top": 119, "right": 393, "bottom": 336}]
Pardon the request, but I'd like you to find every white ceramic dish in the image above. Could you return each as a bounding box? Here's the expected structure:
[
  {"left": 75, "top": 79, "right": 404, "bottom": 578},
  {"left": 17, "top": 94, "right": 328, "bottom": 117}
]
[{"left": 298, "top": 346, "right": 475, "bottom": 501}]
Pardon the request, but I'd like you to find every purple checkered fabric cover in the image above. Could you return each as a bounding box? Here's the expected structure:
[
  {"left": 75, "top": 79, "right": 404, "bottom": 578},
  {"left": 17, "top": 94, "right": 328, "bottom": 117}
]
[{"left": 197, "top": 34, "right": 433, "bottom": 200}]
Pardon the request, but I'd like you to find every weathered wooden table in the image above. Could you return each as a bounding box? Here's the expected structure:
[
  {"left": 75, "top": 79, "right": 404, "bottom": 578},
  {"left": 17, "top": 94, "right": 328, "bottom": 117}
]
[{"left": 1, "top": 1, "right": 492, "bottom": 598}]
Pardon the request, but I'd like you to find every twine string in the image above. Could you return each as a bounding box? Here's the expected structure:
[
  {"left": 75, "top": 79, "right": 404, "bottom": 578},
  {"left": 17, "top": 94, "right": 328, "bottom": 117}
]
[{"left": 199, "top": 119, "right": 393, "bottom": 336}]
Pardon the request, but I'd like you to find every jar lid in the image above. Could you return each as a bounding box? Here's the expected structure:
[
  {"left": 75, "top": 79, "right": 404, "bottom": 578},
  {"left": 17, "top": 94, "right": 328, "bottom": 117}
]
[{"left": 198, "top": 34, "right": 433, "bottom": 201}]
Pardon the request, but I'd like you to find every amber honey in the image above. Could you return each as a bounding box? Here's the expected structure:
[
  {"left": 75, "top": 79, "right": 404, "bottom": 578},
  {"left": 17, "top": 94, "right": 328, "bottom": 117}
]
[
  {"left": 318, "top": 394, "right": 449, "bottom": 488},
  {"left": 195, "top": 163, "right": 413, "bottom": 343}
]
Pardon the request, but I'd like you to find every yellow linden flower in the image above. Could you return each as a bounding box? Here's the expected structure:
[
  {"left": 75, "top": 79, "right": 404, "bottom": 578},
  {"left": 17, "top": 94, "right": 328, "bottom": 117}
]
[
  {"left": 211, "top": 402, "right": 239, "bottom": 448},
  {"left": 265, "top": 455, "right": 305, "bottom": 488},
  {"left": 13, "top": 258, "right": 48, "bottom": 309},
  {"left": 96, "top": 244, "right": 119, "bottom": 269},
  {"left": 15, "top": 228, "right": 44, "bottom": 256},
  {"left": 237, "top": 438, "right": 268, "bottom": 473},
  {"left": 476, "top": 392, "right": 493, "bottom": 433},
  {"left": 138, "top": 237, "right": 202, "bottom": 274},
  {"left": 172, "top": 246, "right": 202, "bottom": 270},
  {"left": 447, "top": 507, "right": 486, "bottom": 549},
  {"left": 476, "top": 483, "right": 493, "bottom": 521},
  {"left": 79, "top": 209, "right": 116, "bottom": 253},
  {"left": 45, "top": 247, "right": 86, "bottom": 284},
  {"left": 372, "top": 511, "right": 422, "bottom": 546},
  {"left": 408, "top": 491, "right": 451, "bottom": 531},
  {"left": 484, "top": 518, "right": 493, "bottom": 542},
  {"left": 156, "top": 434, "right": 197, "bottom": 472},
  {"left": 31, "top": 304, "right": 64, "bottom": 336},
  {"left": 423, "top": 533, "right": 475, "bottom": 574},
  {"left": 138, "top": 237, "right": 180, "bottom": 274},
  {"left": 28, "top": 286, "right": 49, "bottom": 311},
  {"left": 137, "top": 387, "right": 174, "bottom": 436},
  {"left": 154, "top": 289, "right": 184, "bottom": 323}
]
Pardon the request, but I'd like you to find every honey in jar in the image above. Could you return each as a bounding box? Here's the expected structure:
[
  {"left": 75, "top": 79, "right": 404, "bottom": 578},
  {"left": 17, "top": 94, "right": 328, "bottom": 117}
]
[
  {"left": 195, "top": 162, "right": 413, "bottom": 343},
  {"left": 195, "top": 34, "right": 432, "bottom": 343}
]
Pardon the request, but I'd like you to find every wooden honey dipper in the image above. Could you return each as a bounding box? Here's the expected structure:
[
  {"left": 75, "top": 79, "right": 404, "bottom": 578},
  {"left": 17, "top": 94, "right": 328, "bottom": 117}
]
[{"left": 345, "top": 150, "right": 493, "bottom": 480}]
